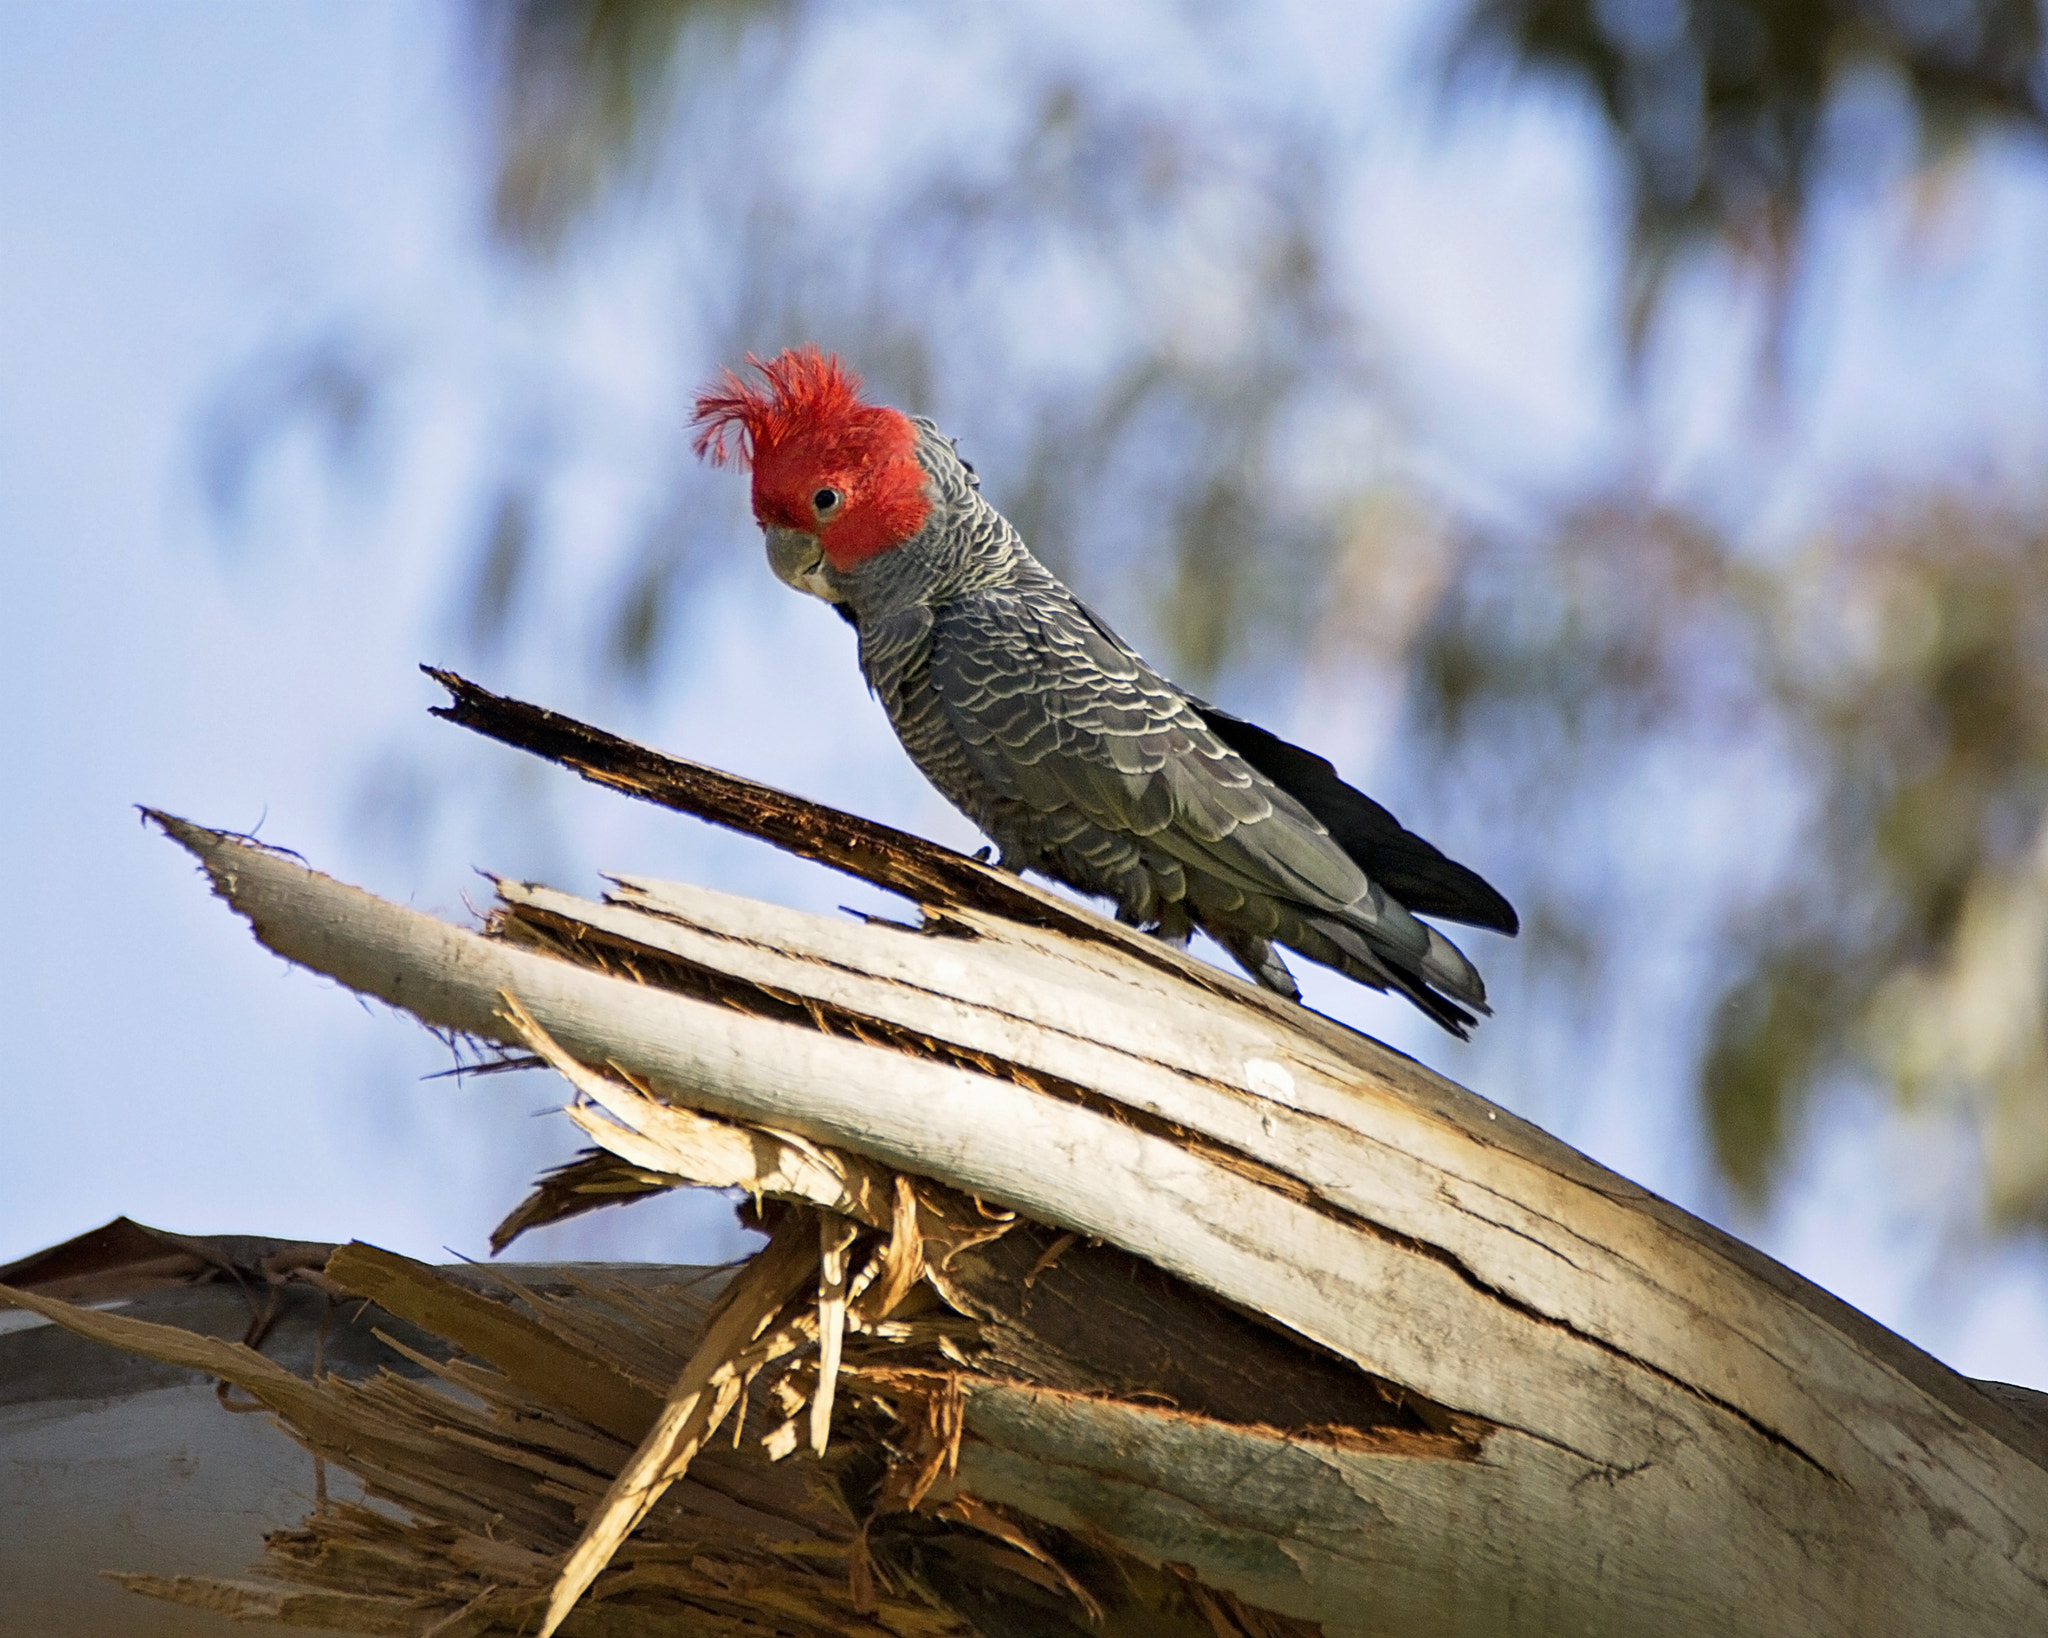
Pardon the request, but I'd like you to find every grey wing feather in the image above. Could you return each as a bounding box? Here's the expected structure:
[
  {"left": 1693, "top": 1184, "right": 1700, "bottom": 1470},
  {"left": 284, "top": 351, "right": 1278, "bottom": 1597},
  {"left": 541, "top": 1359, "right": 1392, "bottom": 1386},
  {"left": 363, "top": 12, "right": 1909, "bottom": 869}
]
[
  {"left": 929, "top": 591, "right": 1432, "bottom": 936},
  {"left": 921, "top": 589, "right": 1492, "bottom": 1031},
  {"left": 1067, "top": 595, "right": 1518, "bottom": 936},
  {"left": 817, "top": 424, "right": 1500, "bottom": 1033}
]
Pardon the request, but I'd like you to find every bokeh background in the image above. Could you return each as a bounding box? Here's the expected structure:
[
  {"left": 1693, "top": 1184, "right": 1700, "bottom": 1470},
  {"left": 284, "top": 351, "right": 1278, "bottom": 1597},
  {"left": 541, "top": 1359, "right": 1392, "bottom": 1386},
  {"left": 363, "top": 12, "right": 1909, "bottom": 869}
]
[{"left": 8, "top": 0, "right": 2048, "bottom": 1387}]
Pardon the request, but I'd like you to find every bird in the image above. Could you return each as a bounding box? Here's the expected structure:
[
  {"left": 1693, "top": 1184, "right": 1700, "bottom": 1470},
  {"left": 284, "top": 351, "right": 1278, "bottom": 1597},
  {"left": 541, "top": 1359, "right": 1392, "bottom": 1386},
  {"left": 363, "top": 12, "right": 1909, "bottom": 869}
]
[{"left": 691, "top": 347, "right": 1517, "bottom": 1034}]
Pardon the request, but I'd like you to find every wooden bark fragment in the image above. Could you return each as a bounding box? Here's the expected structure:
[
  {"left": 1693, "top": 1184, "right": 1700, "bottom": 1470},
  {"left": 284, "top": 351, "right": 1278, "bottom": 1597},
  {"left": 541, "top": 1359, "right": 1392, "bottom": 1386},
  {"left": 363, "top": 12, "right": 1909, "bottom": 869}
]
[
  {"left": 539, "top": 1207, "right": 824, "bottom": 1637},
  {"left": 811, "top": 1213, "right": 859, "bottom": 1457},
  {"left": 137, "top": 796, "right": 2048, "bottom": 1635},
  {"left": 109, "top": 680, "right": 2048, "bottom": 1635},
  {"left": 423, "top": 667, "right": 1182, "bottom": 964},
  {"left": 3, "top": 1242, "right": 1013, "bottom": 1636},
  {"left": 490, "top": 1149, "right": 679, "bottom": 1253},
  {"left": 325, "top": 1242, "right": 661, "bottom": 1444},
  {"left": 103, "top": 1576, "right": 421, "bottom": 1634},
  {"left": 499, "top": 989, "right": 898, "bottom": 1224}
]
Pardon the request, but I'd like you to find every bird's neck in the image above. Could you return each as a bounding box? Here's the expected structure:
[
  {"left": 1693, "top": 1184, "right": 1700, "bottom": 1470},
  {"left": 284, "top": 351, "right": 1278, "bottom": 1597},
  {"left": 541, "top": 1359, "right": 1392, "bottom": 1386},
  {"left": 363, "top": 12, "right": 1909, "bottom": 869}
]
[{"left": 832, "top": 427, "right": 1036, "bottom": 616}]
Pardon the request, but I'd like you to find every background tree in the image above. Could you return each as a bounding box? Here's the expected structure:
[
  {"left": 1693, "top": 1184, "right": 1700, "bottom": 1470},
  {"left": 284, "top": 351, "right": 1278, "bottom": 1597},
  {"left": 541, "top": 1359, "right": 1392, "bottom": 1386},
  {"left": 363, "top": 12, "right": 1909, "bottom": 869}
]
[{"left": 142, "top": 0, "right": 2048, "bottom": 1306}]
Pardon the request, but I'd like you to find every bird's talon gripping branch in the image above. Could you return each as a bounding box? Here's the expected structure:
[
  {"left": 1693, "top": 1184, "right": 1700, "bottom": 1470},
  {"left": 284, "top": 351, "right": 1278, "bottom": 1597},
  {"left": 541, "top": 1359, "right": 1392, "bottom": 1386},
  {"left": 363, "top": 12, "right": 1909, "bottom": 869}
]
[{"left": 692, "top": 347, "right": 1518, "bottom": 1034}]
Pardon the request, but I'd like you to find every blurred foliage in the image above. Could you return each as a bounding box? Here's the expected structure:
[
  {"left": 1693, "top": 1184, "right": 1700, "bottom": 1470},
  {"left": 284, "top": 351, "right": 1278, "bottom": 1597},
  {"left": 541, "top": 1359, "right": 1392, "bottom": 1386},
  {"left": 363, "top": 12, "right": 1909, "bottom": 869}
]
[
  {"left": 458, "top": 2, "right": 1385, "bottom": 696},
  {"left": 1456, "top": 0, "right": 2048, "bottom": 341},
  {"left": 476, "top": 0, "right": 784, "bottom": 254},
  {"left": 1415, "top": 494, "right": 2048, "bottom": 1221},
  {"left": 196, "top": 0, "right": 2048, "bottom": 1227},
  {"left": 197, "top": 329, "right": 386, "bottom": 531},
  {"left": 466, "top": 0, "right": 2048, "bottom": 1224}
]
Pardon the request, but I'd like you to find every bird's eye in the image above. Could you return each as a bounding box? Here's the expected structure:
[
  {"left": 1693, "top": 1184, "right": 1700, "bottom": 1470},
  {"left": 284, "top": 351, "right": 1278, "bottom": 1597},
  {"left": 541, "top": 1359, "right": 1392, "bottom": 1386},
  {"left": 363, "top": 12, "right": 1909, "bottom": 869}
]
[{"left": 812, "top": 487, "right": 842, "bottom": 515}]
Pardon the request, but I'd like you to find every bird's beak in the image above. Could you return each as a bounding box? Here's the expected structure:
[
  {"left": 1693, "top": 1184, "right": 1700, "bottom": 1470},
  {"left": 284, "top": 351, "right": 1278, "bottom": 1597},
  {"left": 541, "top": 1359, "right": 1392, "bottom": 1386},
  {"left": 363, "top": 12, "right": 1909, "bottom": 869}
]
[{"left": 764, "top": 526, "right": 842, "bottom": 603}]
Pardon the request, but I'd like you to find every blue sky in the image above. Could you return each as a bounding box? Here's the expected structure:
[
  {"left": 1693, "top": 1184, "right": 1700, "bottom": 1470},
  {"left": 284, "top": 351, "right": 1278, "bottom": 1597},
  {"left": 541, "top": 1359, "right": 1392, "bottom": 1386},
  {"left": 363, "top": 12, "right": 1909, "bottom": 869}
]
[{"left": 6, "top": 0, "right": 2048, "bottom": 1386}]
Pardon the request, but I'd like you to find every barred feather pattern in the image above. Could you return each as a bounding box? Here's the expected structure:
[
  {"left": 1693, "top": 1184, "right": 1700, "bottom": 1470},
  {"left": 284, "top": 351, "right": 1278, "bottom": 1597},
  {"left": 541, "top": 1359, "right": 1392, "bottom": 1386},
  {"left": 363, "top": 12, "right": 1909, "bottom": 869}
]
[{"left": 831, "top": 423, "right": 1495, "bottom": 1034}]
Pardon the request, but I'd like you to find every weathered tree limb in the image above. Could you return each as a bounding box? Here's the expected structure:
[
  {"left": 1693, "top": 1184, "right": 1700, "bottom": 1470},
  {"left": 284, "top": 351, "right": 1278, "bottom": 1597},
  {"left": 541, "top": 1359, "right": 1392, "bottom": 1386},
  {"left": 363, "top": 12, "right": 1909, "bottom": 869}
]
[
  {"left": 5, "top": 1213, "right": 1339, "bottom": 1636},
  {"left": 423, "top": 665, "right": 1148, "bottom": 955},
  {"left": 1, "top": 1227, "right": 1010, "bottom": 1637},
  {"left": 141, "top": 750, "right": 2048, "bottom": 1638}
]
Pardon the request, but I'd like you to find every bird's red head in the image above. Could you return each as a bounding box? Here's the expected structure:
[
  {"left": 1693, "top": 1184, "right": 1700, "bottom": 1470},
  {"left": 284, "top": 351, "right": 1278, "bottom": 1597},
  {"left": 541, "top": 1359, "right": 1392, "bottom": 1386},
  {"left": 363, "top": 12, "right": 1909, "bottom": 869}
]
[{"left": 691, "top": 347, "right": 932, "bottom": 571}]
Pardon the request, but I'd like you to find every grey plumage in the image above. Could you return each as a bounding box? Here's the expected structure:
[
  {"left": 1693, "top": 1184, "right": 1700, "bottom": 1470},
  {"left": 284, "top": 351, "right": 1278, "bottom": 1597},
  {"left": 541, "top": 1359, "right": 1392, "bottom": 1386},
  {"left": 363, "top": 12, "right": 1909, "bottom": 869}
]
[{"left": 802, "top": 421, "right": 1515, "bottom": 1036}]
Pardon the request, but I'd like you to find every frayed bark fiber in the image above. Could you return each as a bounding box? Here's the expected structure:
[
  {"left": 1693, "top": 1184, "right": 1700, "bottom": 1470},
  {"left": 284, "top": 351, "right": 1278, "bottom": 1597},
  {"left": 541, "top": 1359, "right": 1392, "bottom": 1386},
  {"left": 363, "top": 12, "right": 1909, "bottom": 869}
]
[{"left": 14, "top": 675, "right": 2033, "bottom": 1636}]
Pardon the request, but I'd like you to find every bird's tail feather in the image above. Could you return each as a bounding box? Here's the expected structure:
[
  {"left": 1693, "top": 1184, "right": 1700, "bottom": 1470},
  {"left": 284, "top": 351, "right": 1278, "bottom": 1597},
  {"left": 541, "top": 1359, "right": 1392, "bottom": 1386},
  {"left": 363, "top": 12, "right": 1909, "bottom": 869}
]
[
  {"left": 1212, "top": 928, "right": 1302, "bottom": 1001},
  {"left": 1295, "top": 913, "right": 1486, "bottom": 1038}
]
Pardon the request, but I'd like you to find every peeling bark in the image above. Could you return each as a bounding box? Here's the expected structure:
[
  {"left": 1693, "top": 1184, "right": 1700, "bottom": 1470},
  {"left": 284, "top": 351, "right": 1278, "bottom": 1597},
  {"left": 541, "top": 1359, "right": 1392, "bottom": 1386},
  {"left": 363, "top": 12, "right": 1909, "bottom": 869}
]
[
  {"left": 126, "top": 773, "right": 2048, "bottom": 1637},
  {"left": 32, "top": 672, "right": 2036, "bottom": 1635}
]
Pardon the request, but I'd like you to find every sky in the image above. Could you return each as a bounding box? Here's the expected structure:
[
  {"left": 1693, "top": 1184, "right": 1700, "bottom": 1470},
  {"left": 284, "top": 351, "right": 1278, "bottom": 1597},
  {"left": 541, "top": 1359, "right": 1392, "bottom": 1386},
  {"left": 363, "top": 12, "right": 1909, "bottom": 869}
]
[{"left": 4, "top": 0, "right": 2048, "bottom": 1388}]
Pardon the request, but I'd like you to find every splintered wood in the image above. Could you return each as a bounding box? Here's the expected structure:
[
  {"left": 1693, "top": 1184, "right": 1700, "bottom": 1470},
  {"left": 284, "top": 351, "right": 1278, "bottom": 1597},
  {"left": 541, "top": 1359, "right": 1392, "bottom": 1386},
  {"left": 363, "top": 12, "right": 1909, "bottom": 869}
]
[
  {"left": 74, "top": 680, "right": 2048, "bottom": 1637},
  {"left": 488, "top": 996, "right": 1105, "bottom": 1635},
  {"left": 1, "top": 1250, "right": 978, "bottom": 1637},
  {"left": 1, "top": 934, "right": 1345, "bottom": 1633},
  {"left": 0, "top": 1198, "right": 1325, "bottom": 1638}
]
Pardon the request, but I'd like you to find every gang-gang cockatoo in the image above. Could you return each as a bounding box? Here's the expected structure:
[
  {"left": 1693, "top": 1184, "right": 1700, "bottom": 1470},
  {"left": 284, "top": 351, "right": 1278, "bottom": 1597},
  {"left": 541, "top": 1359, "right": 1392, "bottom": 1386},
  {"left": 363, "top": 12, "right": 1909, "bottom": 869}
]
[{"left": 692, "top": 347, "right": 1517, "bottom": 1034}]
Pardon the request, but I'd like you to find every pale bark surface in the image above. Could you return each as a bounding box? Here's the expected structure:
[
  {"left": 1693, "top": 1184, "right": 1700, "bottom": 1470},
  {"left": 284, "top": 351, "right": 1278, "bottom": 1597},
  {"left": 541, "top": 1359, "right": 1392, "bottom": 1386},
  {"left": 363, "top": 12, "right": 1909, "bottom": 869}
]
[
  {"left": 99, "top": 668, "right": 2048, "bottom": 1636},
  {"left": 4, "top": 673, "right": 2041, "bottom": 1636}
]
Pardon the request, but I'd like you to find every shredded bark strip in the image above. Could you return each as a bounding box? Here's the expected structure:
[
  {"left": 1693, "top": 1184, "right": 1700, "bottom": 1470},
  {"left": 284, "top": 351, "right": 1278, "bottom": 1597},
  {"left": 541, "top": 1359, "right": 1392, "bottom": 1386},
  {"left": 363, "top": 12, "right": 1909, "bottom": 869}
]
[{"left": 7, "top": 678, "right": 2036, "bottom": 1636}]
